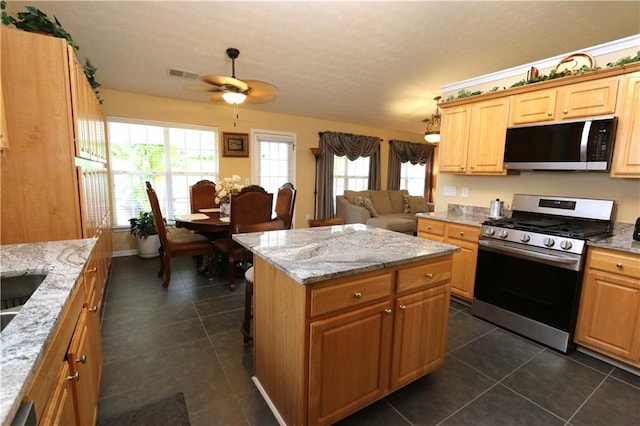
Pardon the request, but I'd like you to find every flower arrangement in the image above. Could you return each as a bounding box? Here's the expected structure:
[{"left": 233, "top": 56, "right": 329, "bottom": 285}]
[{"left": 215, "top": 175, "right": 244, "bottom": 204}]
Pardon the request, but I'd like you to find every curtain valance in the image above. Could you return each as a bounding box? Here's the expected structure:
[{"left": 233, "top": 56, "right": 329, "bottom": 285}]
[
  {"left": 319, "top": 131, "right": 381, "bottom": 161},
  {"left": 389, "top": 140, "right": 434, "bottom": 165}
]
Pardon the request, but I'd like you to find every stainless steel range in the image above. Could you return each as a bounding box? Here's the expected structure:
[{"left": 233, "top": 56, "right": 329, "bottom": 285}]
[{"left": 472, "top": 194, "right": 614, "bottom": 352}]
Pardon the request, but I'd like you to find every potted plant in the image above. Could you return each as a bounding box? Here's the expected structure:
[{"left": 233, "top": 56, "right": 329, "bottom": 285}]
[{"left": 129, "top": 211, "right": 160, "bottom": 259}]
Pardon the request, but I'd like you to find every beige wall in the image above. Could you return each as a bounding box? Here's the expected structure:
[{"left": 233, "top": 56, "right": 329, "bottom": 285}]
[{"left": 101, "top": 89, "right": 424, "bottom": 252}]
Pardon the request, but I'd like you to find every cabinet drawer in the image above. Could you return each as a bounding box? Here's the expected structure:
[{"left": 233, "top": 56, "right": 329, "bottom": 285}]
[
  {"left": 417, "top": 219, "right": 445, "bottom": 236},
  {"left": 310, "top": 273, "right": 392, "bottom": 317},
  {"left": 589, "top": 248, "right": 640, "bottom": 279},
  {"left": 397, "top": 258, "right": 452, "bottom": 294},
  {"left": 446, "top": 224, "right": 480, "bottom": 243}
]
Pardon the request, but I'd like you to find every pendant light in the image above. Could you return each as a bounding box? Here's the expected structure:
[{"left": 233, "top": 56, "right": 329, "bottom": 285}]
[{"left": 423, "top": 96, "right": 442, "bottom": 144}]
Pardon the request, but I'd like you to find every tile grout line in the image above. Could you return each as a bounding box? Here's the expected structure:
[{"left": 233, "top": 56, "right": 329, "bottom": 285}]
[{"left": 565, "top": 368, "right": 612, "bottom": 425}]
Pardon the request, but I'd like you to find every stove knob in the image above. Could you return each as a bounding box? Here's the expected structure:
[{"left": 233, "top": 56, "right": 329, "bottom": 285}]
[
  {"left": 485, "top": 228, "right": 495, "bottom": 236},
  {"left": 543, "top": 237, "right": 555, "bottom": 247},
  {"left": 520, "top": 233, "right": 531, "bottom": 243},
  {"left": 560, "top": 240, "right": 573, "bottom": 250},
  {"left": 498, "top": 230, "right": 509, "bottom": 239}
]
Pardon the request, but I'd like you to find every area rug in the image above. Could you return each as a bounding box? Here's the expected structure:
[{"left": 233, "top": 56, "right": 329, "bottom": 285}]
[{"left": 99, "top": 392, "right": 190, "bottom": 426}]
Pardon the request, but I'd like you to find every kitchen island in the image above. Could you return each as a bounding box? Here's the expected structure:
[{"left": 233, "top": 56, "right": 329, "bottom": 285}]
[{"left": 234, "top": 224, "right": 459, "bottom": 425}]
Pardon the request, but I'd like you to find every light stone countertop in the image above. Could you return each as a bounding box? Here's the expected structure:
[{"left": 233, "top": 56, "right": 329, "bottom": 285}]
[
  {"left": 0, "top": 239, "right": 96, "bottom": 426},
  {"left": 233, "top": 224, "right": 460, "bottom": 284},
  {"left": 588, "top": 222, "right": 640, "bottom": 255},
  {"left": 416, "top": 204, "right": 494, "bottom": 228}
]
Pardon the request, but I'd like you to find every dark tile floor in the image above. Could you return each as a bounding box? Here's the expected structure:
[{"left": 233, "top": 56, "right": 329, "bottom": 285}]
[{"left": 98, "top": 256, "right": 640, "bottom": 426}]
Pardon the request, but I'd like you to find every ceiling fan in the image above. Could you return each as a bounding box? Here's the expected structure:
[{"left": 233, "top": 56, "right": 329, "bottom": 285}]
[{"left": 185, "top": 48, "right": 277, "bottom": 104}]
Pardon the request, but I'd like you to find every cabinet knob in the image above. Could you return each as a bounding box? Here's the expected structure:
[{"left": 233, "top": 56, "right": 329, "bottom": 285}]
[
  {"left": 427, "top": 226, "right": 432, "bottom": 230},
  {"left": 88, "top": 305, "right": 98, "bottom": 312},
  {"left": 67, "top": 372, "right": 80, "bottom": 382},
  {"left": 384, "top": 308, "right": 392, "bottom": 315},
  {"left": 354, "top": 292, "right": 362, "bottom": 299},
  {"left": 459, "top": 231, "right": 464, "bottom": 236},
  {"left": 460, "top": 166, "right": 464, "bottom": 170},
  {"left": 563, "top": 109, "right": 568, "bottom": 114},
  {"left": 426, "top": 273, "right": 433, "bottom": 279},
  {"left": 87, "top": 267, "right": 97, "bottom": 273},
  {"left": 76, "top": 354, "right": 87, "bottom": 364},
  {"left": 470, "top": 165, "right": 475, "bottom": 169},
  {"left": 547, "top": 111, "right": 553, "bottom": 116},
  {"left": 616, "top": 263, "right": 623, "bottom": 269},
  {"left": 399, "top": 305, "right": 407, "bottom": 311}
]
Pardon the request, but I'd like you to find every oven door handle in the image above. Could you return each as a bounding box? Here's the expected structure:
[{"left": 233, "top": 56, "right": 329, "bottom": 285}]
[{"left": 478, "top": 240, "right": 580, "bottom": 266}]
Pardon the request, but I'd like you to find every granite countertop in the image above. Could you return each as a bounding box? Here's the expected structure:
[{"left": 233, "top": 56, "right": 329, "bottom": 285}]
[
  {"left": 0, "top": 239, "right": 96, "bottom": 426},
  {"left": 588, "top": 222, "right": 640, "bottom": 255},
  {"left": 416, "top": 204, "right": 494, "bottom": 227},
  {"left": 233, "top": 224, "right": 460, "bottom": 284}
]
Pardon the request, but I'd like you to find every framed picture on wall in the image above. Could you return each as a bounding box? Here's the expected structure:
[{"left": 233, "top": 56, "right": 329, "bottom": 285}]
[{"left": 222, "top": 132, "right": 249, "bottom": 157}]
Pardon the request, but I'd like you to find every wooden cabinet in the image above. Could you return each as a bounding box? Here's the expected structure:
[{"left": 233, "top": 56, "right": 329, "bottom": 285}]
[
  {"left": 253, "top": 254, "right": 452, "bottom": 426},
  {"left": 611, "top": 72, "right": 640, "bottom": 177},
  {"left": 0, "top": 27, "right": 111, "bottom": 248},
  {"left": 39, "top": 362, "right": 76, "bottom": 426},
  {"left": 418, "top": 218, "right": 479, "bottom": 301},
  {"left": 575, "top": 248, "right": 640, "bottom": 367},
  {"left": 510, "top": 77, "right": 619, "bottom": 125},
  {"left": 439, "top": 98, "right": 509, "bottom": 175}
]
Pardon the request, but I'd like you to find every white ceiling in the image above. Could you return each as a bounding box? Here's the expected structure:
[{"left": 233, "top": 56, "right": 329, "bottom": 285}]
[{"left": 10, "top": 1, "right": 640, "bottom": 135}]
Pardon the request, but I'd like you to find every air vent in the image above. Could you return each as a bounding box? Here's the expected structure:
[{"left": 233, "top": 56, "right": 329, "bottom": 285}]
[{"left": 168, "top": 68, "right": 199, "bottom": 80}]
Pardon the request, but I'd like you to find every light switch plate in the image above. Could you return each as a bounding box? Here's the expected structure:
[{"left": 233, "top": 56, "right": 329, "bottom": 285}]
[
  {"left": 461, "top": 187, "right": 469, "bottom": 198},
  {"left": 443, "top": 186, "right": 456, "bottom": 197}
]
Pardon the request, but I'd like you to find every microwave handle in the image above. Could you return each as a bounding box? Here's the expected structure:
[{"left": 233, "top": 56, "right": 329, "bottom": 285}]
[{"left": 580, "top": 120, "right": 592, "bottom": 162}]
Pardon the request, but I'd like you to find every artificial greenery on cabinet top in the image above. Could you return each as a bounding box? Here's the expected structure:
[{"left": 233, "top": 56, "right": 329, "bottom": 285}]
[{"left": 1, "top": 2, "right": 101, "bottom": 95}]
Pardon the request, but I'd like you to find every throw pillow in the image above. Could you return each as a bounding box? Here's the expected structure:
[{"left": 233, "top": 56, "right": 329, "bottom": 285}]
[
  {"left": 363, "top": 198, "right": 378, "bottom": 217},
  {"left": 402, "top": 195, "right": 411, "bottom": 213},
  {"left": 403, "top": 195, "right": 430, "bottom": 214},
  {"left": 354, "top": 195, "right": 365, "bottom": 207}
]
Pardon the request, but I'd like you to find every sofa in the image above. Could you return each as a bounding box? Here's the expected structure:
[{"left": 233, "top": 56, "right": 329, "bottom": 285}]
[{"left": 336, "top": 189, "right": 434, "bottom": 234}]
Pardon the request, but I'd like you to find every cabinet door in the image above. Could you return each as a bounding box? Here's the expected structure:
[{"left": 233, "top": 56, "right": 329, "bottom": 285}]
[
  {"left": 467, "top": 98, "right": 510, "bottom": 174},
  {"left": 39, "top": 362, "right": 77, "bottom": 426},
  {"left": 390, "top": 285, "right": 449, "bottom": 390},
  {"left": 448, "top": 238, "right": 478, "bottom": 301},
  {"left": 557, "top": 77, "right": 619, "bottom": 119},
  {"left": 309, "top": 301, "right": 392, "bottom": 425},
  {"left": 68, "top": 309, "right": 100, "bottom": 426},
  {"left": 510, "top": 89, "right": 557, "bottom": 125},
  {"left": 439, "top": 105, "right": 471, "bottom": 173},
  {"left": 611, "top": 73, "right": 640, "bottom": 177},
  {"left": 575, "top": 269, "right": 640, "bottom": 366}
]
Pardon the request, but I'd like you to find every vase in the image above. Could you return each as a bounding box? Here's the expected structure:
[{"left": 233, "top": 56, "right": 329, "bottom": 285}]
[
  {"left": 220, "top": 202, "right": 230, "bottom": 217},
  {"left": 137, "top": 234, "right": 160, "bottom": 259}
]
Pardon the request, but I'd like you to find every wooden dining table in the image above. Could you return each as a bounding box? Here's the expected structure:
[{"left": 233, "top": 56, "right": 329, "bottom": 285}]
[{"left": 174, "top": 210, "right": 230, "bottom": 235}]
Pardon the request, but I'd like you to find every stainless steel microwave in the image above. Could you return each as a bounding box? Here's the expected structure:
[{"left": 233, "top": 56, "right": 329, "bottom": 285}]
[{"left": 503, "top": 117, "right": 617, "bottom": 171}]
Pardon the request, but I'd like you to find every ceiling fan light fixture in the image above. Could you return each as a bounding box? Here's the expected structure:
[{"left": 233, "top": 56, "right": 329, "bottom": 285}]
[
  {"left": 221, "top": 91, "right": 247, "bottom": 104},
  {"left": 423, "top": 96, "right": 442, "bottom": 145}
]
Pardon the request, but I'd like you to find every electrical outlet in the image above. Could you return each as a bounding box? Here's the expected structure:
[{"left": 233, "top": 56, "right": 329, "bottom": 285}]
[
  {"left": 443, "top": 186, "right": 456, "bottom": 197},
  {"left": 461, "top": 187, "right": 469, "bottom": 198}
]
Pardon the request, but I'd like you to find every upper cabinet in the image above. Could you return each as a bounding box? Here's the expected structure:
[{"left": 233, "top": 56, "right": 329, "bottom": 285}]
[
  {"left": 438, "top": 63, "right": 640, "bottom": 178},
  {"left": 610, "top": 72, "right": 640, "bottom": 177},
  {"left": 439, "top": 98, "right": 509, "bottom": 175},
  {"left": 510, "top": 77, "right": 619, "bottom": 125}
]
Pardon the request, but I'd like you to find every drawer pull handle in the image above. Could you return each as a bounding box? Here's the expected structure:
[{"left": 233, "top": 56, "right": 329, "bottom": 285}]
[
  {"left": 427, "top": 226, "right": 432, "bottom": 230},
  {"left": 87, "top": 267, "right": 97, "bottom": 273},
  {"left": 354, "top": 292, "right": 362, "bottom": 299},
  {"left": 88, "top": 305, "right": 98, "bottom": 312},
  {"left": 67, "top": 372, "right": 80, "bottom": 382},
  {"left": 547, "top": 111, "right": 553, "bottom": 116},
  {"left": 399, "top": 305, "right": 407, "bottom": 311},
  {"left": 76, "top": 355, "right": 87, "bottom": 364},
  {"left": 384, "top": 308, "right": 392, "bottom": 315},
  {"left": 459, "top": 232, "right": 464, "bottom": 236},
  {"left": 563, "top": 109, "right": 568, "bottom": 114},
  {"left": 616, "top": 263, "right": 623, "bottom": 269},
  {"left": 426, "top": 273, "right": 433, "bottom": 279}
]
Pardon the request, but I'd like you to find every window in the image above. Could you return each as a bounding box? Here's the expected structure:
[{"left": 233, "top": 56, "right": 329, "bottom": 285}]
[
  {"left": 251, "top": 130, "right": 296, "bottom": 196},
  {"left": 333, "top": 155, "right": 370, "bottom": 196},
  {"left": 108, "top": 117, "right": 219, "bottom": 227},
  {"left": 400, "top": 162, "right": 426, "bottom": 196}
]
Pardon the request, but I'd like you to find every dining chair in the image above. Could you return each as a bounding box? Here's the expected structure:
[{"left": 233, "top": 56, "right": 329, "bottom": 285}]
[
  {"left": 236, "top": 219, "right": 286, "bottom": 344},
  {"left": 307, "top": 217, "right": 345, "bottom": 227},
  {"left": 274, "top": 183, "right": 296, "bottom": 229},
  {"left": 212, "top": 185, "right": 273, "bottom": 290},
  {"left": 189, "top": 179, "right": 218, "bottom": 213},
  {"left": 145, "top": 181, "right": 215, "bottom": 288}
]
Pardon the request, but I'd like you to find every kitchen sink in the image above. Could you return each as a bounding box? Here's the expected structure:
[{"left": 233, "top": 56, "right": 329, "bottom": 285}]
[{"left": 0, "top": 274, "right": 47, "bottom": 331}]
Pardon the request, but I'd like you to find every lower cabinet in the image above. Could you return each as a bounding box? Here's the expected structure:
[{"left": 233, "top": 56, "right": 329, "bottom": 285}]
[
  {"left": 575, "top": 248, "right": 640, "bottom": 367},
  {"left": 254, "top": 254, "right": 452, "bottom": 426},
  {"left": 24, "top": 254, "right": 105, "bottom": 425},
  {"left": 418, "top": 218, "right": 479, "bottom": 301}
]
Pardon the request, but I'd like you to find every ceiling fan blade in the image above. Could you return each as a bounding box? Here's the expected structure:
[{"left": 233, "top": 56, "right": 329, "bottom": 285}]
[
  {"left": 209, "top": 92, "right": 226, "bottom": 103},
  {"left": 183, "top": 84, "right": 222, "bottom": 93},
  {"left": 201, "top": 75, "right": 249, "bottom": 92},
  {"left": 244, "top": 80, "right": 278, "bottom": 104}
]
